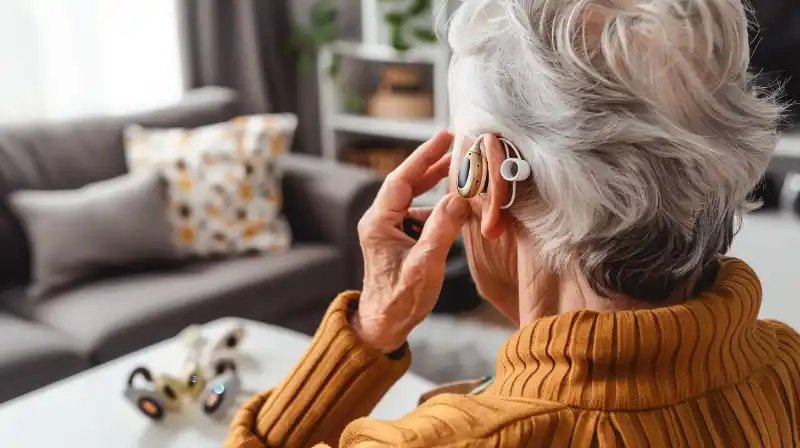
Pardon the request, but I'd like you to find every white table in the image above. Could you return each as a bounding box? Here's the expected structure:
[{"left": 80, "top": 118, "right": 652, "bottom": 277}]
[
  {"left": 730, "top": 213, "right": 800, "bottom": 329},
  {"left": 0, "top": 318, "right": 436, "bottom": 448}
]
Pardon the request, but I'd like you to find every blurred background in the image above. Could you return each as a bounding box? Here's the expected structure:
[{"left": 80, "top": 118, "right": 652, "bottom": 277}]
[{"left": 0, "top": 0, "right": 798, "bottom": 406}]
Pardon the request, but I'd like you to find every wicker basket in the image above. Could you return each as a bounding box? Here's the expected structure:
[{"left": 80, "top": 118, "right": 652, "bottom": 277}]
[
  {"left": 344, "top": 147, "right": 410, "bottom": 175},
  {"left": 367, "top": 66, "right": 433, "bottom": 119}
]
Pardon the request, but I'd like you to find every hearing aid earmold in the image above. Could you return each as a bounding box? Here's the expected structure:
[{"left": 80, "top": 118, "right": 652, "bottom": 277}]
[{"left": 456, "top": 135, "right": 531, "bottom": 209}]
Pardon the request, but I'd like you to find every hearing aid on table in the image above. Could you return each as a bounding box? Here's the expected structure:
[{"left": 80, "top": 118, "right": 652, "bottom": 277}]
[
  {"left": 210, "top": 325, "right": 245, "bottom": 355},
  {"left": 154, "top": 373, "right": 185, "bottom": 412},
  {"left": 124, "top": 367, "right": 173, "bottom": 421},
  {"left": 200, "top": 359, "right": 242, "bottom": 417},
  {"left": 180, "top": 360, "right": 207, "bottom": 400},
  {"left": 456, "top": 135, "right": 531, "bottom": 209}
]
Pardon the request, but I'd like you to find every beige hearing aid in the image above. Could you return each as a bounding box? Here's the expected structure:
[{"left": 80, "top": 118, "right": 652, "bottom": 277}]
[
  {"left": 456, "top": 138, "right": 489, "bottom": 199},
  {"left": 154, "top": 373, "right": 185, "bottom": 412},
  {"left": 180, "top": 361, "right": 207, "bottom": 400},
  {"left": 456, "top": 135, "right": 531, "bottom": 209}
]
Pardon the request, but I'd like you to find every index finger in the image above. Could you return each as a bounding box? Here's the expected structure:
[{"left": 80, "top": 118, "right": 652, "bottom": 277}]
[
  {"left": 393, "top": 130, "right": 453, "bottom": 183},
  {"left": 374, "top": 130, "right": 454, "bottom": 214}
]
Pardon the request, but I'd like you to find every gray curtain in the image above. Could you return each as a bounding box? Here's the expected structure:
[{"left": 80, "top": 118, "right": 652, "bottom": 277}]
[{"left": 178, "top": 0, "right": 296, "bottom": 116}]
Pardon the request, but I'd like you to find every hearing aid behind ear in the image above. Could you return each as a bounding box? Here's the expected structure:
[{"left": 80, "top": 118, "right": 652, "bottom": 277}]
[
  {"left": 456, "top": 135, "right": 530, "bottom": 209},
  {"left": 456, "top": 138, "right": 489, "bottom": 199}
]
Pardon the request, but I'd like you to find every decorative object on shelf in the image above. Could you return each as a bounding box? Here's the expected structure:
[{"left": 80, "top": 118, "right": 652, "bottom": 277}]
[
  {"left": 317, "top": 0, "right": 449, "bottom": 162},
  {"left": 363, "top": 0, "right": 437, "bottom": 52},
  {"left": 294, "top": 0, "right": 438, "bottom": 72},
  {"left": 123, "top": 323, "right": 248, "bottom": 422},
  {"left": 290, "top": 0, "right": 367, "bottom": 114},
  {"left": 343, "top": 146, "right": 411, "bottom": 175},
  {"left": 368, "top": 66, "right": 433, "bottom": 119}
]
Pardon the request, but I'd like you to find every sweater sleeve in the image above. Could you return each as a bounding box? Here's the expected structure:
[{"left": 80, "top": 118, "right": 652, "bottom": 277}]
[{"left": 224, "top": 291, "right": 411, "bottom": 448}]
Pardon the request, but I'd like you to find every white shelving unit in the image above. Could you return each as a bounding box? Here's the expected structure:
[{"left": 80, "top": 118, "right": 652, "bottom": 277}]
[
  {"left": 317, "top": 1, "right": 452, "bottom": 207},
  {"left": 317, "top": 0, "right": 452, "bottom": 206},
  {"left": 317, "top": 1, "right": 452, "bottom": 168},
  {"left": 329, "top": 113, "right": 442, "bottom": 141},
  {"left": 318, "top": 42, "right": 450, "bottom": 160}
]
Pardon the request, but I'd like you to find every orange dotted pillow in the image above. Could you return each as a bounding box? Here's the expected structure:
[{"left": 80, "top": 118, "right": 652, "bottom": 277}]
[{"left": 123, "top": 114, "right": 296, "bottom": 256}]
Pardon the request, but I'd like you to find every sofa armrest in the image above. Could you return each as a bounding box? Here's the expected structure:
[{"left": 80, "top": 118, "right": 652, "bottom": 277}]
[{"left": 281, "top": 154, "right": 382, "bottom": 289}]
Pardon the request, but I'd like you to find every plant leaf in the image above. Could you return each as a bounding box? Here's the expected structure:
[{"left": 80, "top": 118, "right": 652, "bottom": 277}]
[
  {"left": 328, "top": 52, "right": 342, "bottom": 78},
  {"left": 312, "top": 23, "right": 338, "bottom": 47},
  {"left": 310, "top": 0, "right": 335, "bottom": 25},
  {"left": 407, "top": 0, "right": 430, "bottom": 16},
  {"left": 390, "top": 26, "right": 411, "bottom": 52},
  {"left": 319, "top": 7, "right": 338, "bottom": 25},
  {"left": 345, "top": 91, "right": 365, "bottom": 113},
  {"left": 384, "top": 11, "right": 406, "bottom": 26},
  {"left": 289, "top": 27, "right": 310, "bottom": 50},
  {"left": 412, "top": 27, "right": 437, "bottom": 43},
  {"left": 298, "top": 53, "right": 314, "bottom": 77}
]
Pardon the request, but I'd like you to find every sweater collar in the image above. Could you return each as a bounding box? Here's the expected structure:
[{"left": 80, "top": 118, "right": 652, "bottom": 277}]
[{"left": 488, "top": 258, "right": 777, "bottom": 411}]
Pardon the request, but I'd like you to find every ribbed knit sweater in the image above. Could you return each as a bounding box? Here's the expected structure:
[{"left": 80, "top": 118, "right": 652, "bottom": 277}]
[{"left": 225, "top": 258, "right": 800, "bottom": 447}]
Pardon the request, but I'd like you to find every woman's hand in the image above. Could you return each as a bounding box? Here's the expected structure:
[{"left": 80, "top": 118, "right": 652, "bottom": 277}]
[{"left": 353, "top": 131, "right": 471, "bottom": 353}]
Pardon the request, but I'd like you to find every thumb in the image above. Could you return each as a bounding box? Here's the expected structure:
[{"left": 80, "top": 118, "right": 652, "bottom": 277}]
[{"left": 408, "top": 193, "right": 470, "bottom": 263}]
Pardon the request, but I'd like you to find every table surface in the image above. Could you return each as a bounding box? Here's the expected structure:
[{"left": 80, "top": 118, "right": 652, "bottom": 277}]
[
  {"left": 0, "top": 317, "right": 436, "bottom": 448},
  {"left": 729, "top": 212, "right": 800, "bottom": 329}
]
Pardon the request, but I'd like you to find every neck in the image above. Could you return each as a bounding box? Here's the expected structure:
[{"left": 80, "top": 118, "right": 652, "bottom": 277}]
[{"left": 514, "top": 239, "right": 673, "bottom": 326}]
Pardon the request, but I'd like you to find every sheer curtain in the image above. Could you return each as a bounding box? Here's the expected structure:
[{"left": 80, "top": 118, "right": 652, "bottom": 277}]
[{"left": 0, "top": 0, "right": 183, "bottom": 124}]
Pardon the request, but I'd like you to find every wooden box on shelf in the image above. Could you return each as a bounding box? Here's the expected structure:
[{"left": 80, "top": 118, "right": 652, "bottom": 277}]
[
  {"left": 367, "top": 66, "right": 433, "bottom": 119},
  {"left": 343, "top": 147, "right": 411, "bottom": 175}
]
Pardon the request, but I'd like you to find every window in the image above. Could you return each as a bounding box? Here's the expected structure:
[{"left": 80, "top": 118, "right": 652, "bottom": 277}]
[{"left": 0, "top": 0, "right": 183, "bottom": 124}]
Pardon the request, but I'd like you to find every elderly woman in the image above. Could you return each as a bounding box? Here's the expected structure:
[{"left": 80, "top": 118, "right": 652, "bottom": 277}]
[{"left": 226, "top": 0, "right": 800, "bottom": 446}]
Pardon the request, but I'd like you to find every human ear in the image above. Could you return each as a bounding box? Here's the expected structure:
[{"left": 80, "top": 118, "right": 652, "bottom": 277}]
[{"left": 480, "top": 134, "right": 510, "bottom": 240}]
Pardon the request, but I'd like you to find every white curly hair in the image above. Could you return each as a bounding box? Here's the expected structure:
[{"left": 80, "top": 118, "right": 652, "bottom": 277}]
[{"left": 445, "top": 0, "right": 784, "bottom": 300}]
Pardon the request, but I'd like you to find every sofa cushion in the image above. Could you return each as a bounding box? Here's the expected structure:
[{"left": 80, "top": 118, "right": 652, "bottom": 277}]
[
  {"left": 0, "top": 244, "right": 343, "bottom": 363},
  {"left": 0, "top": 313, "right": 88, "bottom": 403},
  {"left": 9, "top": 172, "right": 178, "bottom": 298},
  {"left": 0, "top": 87, "right": 240, "bottom": 287},
  {"left": 124, "top": 114, "right": 296, "bottom": 257}
]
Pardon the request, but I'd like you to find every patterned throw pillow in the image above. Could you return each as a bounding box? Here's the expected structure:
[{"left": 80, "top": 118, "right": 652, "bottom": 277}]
[{"left": 123, "top": 114, "right": 297, "bottom": 257}]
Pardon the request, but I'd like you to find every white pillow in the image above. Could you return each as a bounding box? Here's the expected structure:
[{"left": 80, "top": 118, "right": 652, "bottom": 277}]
[{"left": 123, "top": 114, "right": 297, "bottom": 257}]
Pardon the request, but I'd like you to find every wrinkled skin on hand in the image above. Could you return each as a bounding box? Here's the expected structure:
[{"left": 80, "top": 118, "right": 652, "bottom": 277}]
[{"left": 353, "top": 131, "right": 471, "bottom": 353}]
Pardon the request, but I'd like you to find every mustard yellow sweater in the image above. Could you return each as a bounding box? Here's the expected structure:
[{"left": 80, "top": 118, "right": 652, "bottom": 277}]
[{"left": 226, "top": 259, "right": 800, "bottom": 447}]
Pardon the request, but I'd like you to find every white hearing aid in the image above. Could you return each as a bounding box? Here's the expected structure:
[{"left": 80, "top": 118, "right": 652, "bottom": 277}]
[
  {"left": 497, "top": 138, "right": 530, "bottom": 209},
  {"left": 456, "top": 134, "right": 531, "bottom": 209}
]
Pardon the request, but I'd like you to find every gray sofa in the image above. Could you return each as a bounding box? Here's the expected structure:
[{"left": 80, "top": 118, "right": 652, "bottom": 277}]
[{"left": 0, "top": 87, "right": 381, "bottom": 403}]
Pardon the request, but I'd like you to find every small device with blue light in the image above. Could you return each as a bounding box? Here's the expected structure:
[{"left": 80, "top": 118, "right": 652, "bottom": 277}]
[{"left": 123, "top": 324, "right": 247, "bottom": 422}]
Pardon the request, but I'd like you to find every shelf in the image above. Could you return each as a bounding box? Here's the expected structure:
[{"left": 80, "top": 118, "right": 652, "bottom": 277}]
[
  {"left": 331, "top": 113, "right": 446, "bottom": 141},
  {"left": 776, "top": 134, "right": 800, "bottom": 158},
  {"left": 332, "top": 40, "right": 445, "bottom": 65}
]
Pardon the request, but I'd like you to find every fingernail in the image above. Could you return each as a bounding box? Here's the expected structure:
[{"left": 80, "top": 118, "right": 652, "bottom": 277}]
[{"left": 445, "top": 195, "right": 470, "bottom": 219}]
